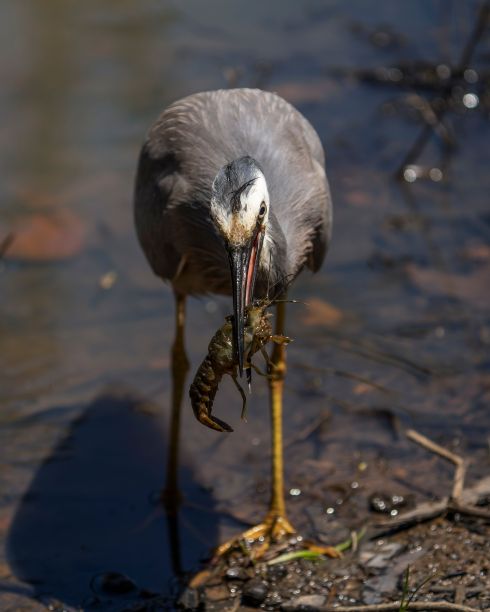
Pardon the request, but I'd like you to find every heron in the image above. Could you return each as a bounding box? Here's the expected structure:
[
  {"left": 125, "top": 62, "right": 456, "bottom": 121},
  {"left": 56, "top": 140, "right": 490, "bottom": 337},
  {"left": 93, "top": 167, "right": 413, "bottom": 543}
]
[{"left": 134, "top": 88, "right": 332, "bottom": 554}]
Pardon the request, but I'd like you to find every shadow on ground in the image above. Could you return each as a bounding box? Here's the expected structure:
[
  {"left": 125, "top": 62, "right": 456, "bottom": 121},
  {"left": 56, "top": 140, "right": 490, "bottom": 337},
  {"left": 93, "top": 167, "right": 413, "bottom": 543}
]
[{"left": 5, "top": 393, "right": 217, "bottom": 609}]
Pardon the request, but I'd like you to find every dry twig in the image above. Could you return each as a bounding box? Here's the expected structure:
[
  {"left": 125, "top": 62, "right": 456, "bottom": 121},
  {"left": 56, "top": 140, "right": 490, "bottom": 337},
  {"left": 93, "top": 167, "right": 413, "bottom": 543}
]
[
  {"left": 372, "top": 429, "right": 490, "bottom": 535},
  {"left": 406, "top": 429, "right": 466, "bottom": 499},
  {"left": 321, "top": 602, "right": 479, "bottom": 612}
]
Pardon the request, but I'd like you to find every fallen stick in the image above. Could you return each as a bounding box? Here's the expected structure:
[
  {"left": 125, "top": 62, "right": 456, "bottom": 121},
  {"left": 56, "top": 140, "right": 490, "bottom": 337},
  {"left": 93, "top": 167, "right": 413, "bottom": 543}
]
[
  {"left": 321, "top": 601, "right": 480, "bottom": 612},
  {"left": 372, "top": 498, "right": 448, "bottom": 534},
  {"left": 371, "top": 430, "right": 490, "bottom": 535},
  {"left": 406, "top": 429, "right": 466, "bottom": 499},
  {"left": 449, "top": 501, "right": 490, "bottom": 520}
]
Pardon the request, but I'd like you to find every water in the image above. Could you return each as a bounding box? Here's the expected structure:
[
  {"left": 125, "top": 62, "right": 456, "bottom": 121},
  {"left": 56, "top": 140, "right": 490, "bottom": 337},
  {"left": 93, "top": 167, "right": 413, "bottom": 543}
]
[{"left": 0, "top": 1, "right": 489, "bottom": 609}]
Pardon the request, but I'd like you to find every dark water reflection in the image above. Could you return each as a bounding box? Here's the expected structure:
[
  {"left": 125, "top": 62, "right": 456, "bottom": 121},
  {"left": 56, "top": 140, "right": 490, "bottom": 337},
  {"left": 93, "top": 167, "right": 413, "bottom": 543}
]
[
  {"left": 1, "top": 0, "right": 489, "bottom": 608},
  {"left": 7, "top": 395, "right": 217, "bottom": 607}
]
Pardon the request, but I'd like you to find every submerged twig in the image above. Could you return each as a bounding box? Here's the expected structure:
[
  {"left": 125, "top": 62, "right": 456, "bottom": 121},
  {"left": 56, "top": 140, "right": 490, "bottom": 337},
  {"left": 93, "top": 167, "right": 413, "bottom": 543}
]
[
  {"left": 406, "top": 428, "right": 466, "bottom": 499},
  {"left": 284, "top": 410, "right": 331, "bottom": 448},
  {"left": 372, "top": 430, "right": 490, "bottom": 536},
  {"left": 291, "top": 360, "right": 395, "bottom": 395}
]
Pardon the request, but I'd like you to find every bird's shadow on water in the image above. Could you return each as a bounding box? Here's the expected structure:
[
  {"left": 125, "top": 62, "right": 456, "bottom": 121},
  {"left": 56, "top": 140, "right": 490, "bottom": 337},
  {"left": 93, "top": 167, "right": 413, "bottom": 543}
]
[{"left": 5, "top": 393, "right": 218, "bottom": 609}]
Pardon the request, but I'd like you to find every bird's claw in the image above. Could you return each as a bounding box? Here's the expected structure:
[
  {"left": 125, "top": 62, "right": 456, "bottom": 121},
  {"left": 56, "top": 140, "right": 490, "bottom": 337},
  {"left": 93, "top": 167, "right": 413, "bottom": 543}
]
[{"left": 213, "top": 513, "right": 296, "bottom": 559}]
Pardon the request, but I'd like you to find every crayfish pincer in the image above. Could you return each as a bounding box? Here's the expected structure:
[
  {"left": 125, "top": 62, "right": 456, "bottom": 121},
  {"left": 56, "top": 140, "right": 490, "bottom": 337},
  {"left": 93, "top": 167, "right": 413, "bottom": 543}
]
[{"left": 189, "top": 300, "right": 290, "bottom": 432}]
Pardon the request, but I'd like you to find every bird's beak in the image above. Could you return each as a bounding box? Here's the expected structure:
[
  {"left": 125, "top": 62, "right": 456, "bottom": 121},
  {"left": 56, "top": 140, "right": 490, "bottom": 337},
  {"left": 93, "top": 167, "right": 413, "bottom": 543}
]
[{"left": 228, "top": 228, "right": 264, "bottom": 376}]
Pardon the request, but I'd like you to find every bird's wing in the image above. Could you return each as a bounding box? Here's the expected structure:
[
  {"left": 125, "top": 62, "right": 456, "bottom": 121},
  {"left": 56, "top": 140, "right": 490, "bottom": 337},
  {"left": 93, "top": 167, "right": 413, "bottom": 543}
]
[
  {"left": 134, "top": 140, "right": 186, "bottom": 281},
  {"left": 305, "top": 162, "right": 332, "bottom": 273},
  {"left": 134, "top": 117, "right": 229, "bottom": 292}
]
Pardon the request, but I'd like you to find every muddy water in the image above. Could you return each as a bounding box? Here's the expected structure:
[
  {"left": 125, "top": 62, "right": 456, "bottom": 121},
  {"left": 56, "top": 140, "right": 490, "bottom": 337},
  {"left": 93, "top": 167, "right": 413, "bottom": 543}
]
[{"left": 0, "top": 1, "right": 489, "bottom": 609}]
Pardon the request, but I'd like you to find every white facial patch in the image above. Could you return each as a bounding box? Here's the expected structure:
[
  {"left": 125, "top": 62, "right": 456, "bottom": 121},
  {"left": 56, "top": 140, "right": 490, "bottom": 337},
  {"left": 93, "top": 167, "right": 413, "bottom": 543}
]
[{"left": 210, "top": 169, "right": 269, "bottom": 246}]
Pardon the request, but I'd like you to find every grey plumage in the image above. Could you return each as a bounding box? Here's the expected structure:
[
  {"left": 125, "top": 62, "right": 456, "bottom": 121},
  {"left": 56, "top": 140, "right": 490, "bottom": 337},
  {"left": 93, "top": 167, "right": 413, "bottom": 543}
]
[{"left": 134, "top": 88, "right": 332, "bottom": 298}]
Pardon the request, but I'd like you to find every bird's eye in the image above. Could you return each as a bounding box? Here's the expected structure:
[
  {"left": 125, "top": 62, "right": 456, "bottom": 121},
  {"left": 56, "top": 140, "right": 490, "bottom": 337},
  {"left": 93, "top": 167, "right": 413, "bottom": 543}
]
[{"left": 258, "top": 202, "right": 267, "bottom": 218}]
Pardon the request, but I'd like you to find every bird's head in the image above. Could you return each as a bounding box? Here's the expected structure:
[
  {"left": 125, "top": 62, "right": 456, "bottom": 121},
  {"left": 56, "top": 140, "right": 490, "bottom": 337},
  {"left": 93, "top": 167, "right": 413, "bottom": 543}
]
[{"left": 210, "top": 156, "right": 269, "bottom": 375}]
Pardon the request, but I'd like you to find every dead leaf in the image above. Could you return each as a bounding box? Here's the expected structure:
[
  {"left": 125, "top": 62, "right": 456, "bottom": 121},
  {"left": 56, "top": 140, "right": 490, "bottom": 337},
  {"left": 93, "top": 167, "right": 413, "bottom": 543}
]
[
  {"left": 406, "top": 263, "right": 490, "bottom": 310},
  {"left": 13, "top": 187, "right": 65, "bottom": 209},
  {"left": 461, "top": 244, "right": 490, "bottom": 262},
  {"left": 148, "top": 356, "right": 170, "bottom": 370},
  {"left": 344, "top": 190, "right": 372, "bottom": 207},
  {"left": 0, "top": 232, "right": 14, "bottom": 259},
  {"left": 0, "top": 507, "right": 14, "bottom": 535},
  {"left": 189, "top": 569, "right": 212, "bottom": 589},
  {"left": 353, "top": 382, "right": 374, "bottom": 395},
  {"left": 274, "top": 79, "right": 337, "bottom": 105},
  {"left": 301, "top": 298, "right": 343, "bottom": 327},
  {"left": 1, "top": 209, "right": 86, "bottom": 262}
]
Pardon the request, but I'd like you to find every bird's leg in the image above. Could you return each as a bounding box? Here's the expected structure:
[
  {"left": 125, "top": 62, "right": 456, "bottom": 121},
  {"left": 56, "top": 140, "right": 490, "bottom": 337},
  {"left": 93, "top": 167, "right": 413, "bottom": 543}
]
[
  {"left": 259, "top": 304, "right": 339, "bottom": 557},
  {"left": 214, "top": 301, "right": 294, "bottom": 557},
  {"left": 162, "top": 292, "right": 189, "bottom": 514},
  {"left": 263, "top": 299, "right": 295, "bottom": 536},
  {"left": 214, "top": 302, "right": 340, "bottom": 560}
]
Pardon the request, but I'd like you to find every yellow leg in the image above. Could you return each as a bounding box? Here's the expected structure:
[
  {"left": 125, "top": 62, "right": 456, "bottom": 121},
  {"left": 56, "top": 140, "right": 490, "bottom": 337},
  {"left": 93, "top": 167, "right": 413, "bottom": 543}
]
[
  {"left": 215, "top": 301, "right": 294, "bottom": 556},
  {"left": 162, "top": 292, "right": 189, "bottom": 513},
  {"left": 265, "top": 299, "right": 295, "bottom": 533},
  {"left": 214, "top": 301, "right": 340, "bottom": 560}
]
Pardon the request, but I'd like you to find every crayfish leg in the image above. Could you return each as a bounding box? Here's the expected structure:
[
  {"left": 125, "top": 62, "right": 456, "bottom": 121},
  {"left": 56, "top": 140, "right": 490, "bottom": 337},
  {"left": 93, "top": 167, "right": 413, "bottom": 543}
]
[
  {"left": 250, "top": 362, "right": 269, "bottom": 378},
  {"left": 231, "top": 372, "right": 248, "bottom": 422},
  {"left": 246, "top": 365, "right": 252, "bottom": 392},
  {"left": 270, "top": 334, "right": 291, "bottom": 345},
  {"left": 260, "top": 346, "right": 274, "bottom": 372}
]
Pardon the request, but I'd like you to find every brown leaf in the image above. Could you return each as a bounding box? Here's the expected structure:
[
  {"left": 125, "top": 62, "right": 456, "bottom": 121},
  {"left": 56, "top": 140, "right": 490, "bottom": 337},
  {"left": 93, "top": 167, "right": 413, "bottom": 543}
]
[
  {"left": 406, "top": 263, "right": 490, "bottom": 310},
  {"left": 189, "top": 569, "right": 212, "bottom": 589},
  {"left": 148, "top": 356, "right": 170, "bottom": 370},
  {"left": 1, "top": 209, "right": 86, "bottom": 262},
  {"left": 461, "top": 244, "right": 490, "bottom": 261},
  {"left": 301, "top": 298, "right": 343, "bottom": 327},
  {"left": 274, "top": 79, "right": 337, "bottom": 105},
  {"left": 0, "top": 508, "right": 13, "bottom": 535},
  {"left": 353, "top": 382, "right": 374, "bottom": 395},
  {"left": 344, "top": 190, "right": 372, "bottom": 207}
]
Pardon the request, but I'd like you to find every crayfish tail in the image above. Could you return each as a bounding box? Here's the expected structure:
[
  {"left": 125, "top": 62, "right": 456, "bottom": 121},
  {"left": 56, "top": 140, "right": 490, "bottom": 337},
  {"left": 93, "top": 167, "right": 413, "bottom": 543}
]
[
  {"left": 198, "top": 413, "right": 233, "bottom": 433},
  {"left": 189, "top": 356, "right": 232, "bottom": 432}
]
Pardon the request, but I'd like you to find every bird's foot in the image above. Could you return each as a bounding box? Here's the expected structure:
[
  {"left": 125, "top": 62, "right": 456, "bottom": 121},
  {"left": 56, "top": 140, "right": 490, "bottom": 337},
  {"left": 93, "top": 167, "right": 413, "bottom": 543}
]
[
  {"left": 213, "top": 512, "right": 294, "bottom": 559},
  {"left": 213, "top": 512, "right": 340, "bottom": 560}
]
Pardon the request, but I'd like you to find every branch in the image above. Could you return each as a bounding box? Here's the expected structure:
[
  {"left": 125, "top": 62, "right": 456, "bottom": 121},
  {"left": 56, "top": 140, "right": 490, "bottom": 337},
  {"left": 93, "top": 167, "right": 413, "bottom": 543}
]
[
  {"left": 372, "top": 431, "right": 490, "bottom": 536},
  {"left": 321, "top": 602, "right": 480, "bottom": 612},
  {"left": 406, "top": 429, "right": 466, "bottom": 499}
]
